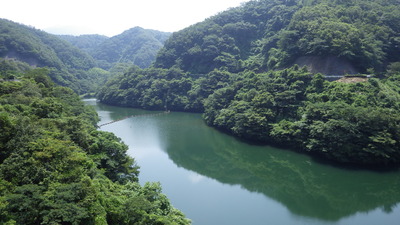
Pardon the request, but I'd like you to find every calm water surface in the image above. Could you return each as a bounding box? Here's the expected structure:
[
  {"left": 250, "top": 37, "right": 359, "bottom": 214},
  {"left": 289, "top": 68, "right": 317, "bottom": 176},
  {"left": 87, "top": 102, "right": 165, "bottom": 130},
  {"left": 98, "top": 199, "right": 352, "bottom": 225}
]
[{"left": 85, "top": 99, "right": 400, "bottom": 225}]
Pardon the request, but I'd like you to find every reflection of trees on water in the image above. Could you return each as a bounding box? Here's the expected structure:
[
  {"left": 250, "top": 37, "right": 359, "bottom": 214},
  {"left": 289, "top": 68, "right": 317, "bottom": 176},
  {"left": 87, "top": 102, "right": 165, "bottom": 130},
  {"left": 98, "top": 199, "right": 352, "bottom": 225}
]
[
  {"left": 90, "top": 101, "right": 400, "bottom": 222},
  {"left": 94, "top": 101, "right": 166, "bottom": 123},
  {"left": 161, "top": 112, "right": 400, "bottom": 221}
]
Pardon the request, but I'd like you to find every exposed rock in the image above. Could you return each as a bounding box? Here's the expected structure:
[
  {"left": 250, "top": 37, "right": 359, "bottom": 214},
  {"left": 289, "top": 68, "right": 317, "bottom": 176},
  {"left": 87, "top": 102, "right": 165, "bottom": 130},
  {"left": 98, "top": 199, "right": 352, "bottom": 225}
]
[
  {"left": 294, "top": 56, "right": 359, "bottom": 75},
  {"left": 336, "top": 77, "right": 368, "bottom": 83}
]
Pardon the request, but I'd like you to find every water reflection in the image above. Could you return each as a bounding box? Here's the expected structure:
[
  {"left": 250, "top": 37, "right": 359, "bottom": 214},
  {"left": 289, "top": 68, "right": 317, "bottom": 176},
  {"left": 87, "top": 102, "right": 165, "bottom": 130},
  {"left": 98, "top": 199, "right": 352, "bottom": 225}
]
[
  {"left": 86, "top": 99, "right": 400, "bottom": 223},
  {"left": 159, "top": 112, "right": 400, "bottom": 222}
]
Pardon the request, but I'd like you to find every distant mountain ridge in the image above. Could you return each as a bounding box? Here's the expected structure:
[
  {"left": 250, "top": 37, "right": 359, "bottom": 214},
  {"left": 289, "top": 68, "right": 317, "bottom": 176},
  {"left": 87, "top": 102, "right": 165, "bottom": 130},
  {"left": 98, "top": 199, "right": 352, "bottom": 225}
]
[
  {"left": 58, "top": 34, "right": 108, "bottom": 56},
  {"left": 0, "top": 18, "right": 170, "bottom": 93},
  {"left": 60, "top": 27, "right": 171, "bottom": 69}
]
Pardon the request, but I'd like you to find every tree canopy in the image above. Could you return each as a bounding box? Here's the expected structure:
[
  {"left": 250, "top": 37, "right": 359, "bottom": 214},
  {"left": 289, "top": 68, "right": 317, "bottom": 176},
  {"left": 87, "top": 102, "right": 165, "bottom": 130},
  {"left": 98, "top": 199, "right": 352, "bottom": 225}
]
[
  {"left": 97, "top": 0, "right": 400, "bottom": 166},
  {"left": 154, "top": 0, "right": 400, "bottom": 74},
  {"left": 0, "top": 67, "right": 190, "bottom": 224}
]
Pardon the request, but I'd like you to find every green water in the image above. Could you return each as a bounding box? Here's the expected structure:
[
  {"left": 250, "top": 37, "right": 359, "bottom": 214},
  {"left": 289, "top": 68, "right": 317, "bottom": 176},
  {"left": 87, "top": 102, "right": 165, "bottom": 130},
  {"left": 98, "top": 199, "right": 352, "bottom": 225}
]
[{"left": 85, "top": 99, "right": 400, "bottom": 225}]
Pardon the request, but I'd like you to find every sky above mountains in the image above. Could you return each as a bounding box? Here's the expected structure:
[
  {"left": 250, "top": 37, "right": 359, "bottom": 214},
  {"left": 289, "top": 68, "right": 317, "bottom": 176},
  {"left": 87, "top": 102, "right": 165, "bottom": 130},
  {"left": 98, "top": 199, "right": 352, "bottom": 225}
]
[{"left": 1, "top": 0, "right": 250, "bottom": 36}]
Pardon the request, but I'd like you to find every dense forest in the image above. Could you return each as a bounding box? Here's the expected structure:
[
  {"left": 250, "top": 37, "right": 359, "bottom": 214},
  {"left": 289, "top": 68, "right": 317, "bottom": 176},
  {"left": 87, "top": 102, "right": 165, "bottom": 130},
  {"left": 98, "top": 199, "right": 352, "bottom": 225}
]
[
  {"left": 0, "top": 66, "right": 190, "bottom": 224},
  {"left": 98, "top": 0, "right": 400, "bottom": 166},
  {"left": 91, "top": 27, "right": 170, "bottom": 70},
  {"left": 1, "top": 0, "right": 400, "bottom": 223},
  {"left": 60, "top": 28, "right": 171, "bottom": 70},
  {"left": 0, "top": 19, "right": 170, "bottom": 95},
  {"left": 58, "top": 34, "right": 109, "bottom": 57},
  {"left": 0, "top": 19, "right": 109, "bottom": 94},
  {"left": 154, "top": 0, "right": 400, "bottom": 74}
]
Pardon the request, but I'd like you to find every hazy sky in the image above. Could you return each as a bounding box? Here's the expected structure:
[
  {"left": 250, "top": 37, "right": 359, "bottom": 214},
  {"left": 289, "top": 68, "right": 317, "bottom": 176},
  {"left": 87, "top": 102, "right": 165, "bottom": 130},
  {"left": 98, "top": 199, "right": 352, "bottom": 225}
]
[{"left": 1, "top": 0, "right": 250, "bottom": 36}]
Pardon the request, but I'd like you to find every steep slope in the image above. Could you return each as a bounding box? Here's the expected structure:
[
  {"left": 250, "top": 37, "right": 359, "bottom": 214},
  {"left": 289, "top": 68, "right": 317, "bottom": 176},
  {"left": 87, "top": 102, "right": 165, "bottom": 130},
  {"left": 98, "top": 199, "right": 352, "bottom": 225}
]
[
  {"left": 154, "top": 0, "right": 400, "bottom": 74},
  {"left": 98, "top": 0, "right": 400, "bottom": 166},
  {"left": 0, "top": 19, "right": 96, "bottom": 70},
  {"left": 0, "top": 18, "right": 108, "bottom": 93},
  {"left": 92, "top": 27, "right": 171, "bottom": 69}
]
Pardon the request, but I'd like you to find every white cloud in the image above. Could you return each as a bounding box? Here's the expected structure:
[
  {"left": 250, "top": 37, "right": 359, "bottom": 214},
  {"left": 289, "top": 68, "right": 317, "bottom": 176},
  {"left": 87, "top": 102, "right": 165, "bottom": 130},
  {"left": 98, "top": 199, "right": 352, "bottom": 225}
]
[
  {"left": 1, "top": 0, "right": 250, "bottom": 36},
  {"left": 188, "top": 172, "right": 206, "bottom": 184}
]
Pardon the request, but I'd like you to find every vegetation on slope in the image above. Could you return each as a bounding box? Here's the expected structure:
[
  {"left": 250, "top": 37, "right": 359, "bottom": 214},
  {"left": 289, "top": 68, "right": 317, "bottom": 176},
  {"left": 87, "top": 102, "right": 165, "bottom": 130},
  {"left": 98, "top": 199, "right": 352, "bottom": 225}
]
[
  {"left": 154, "top": 0, "right": 400, "bottom": 74},
  {"left": 0, "top": 67, "right": 190, "bottom": 224},
  {"left": 0, "top": 19, "right": 110, "bottom": 94},
  {"left": 58, "top": 34, "right": 109, "bottom": 56},
  {"left": 204, "top": 67, "right": 400, "bottom": 165},
  {"left": 98, "top": 0, "right": 400, "bottom": 166},
  {"left": 61, "top": 27, "right": 171, "bottom": 70},
  {"left": 93, "top": 27, "right": 170, "bottom": 70},
  {"left": 98, "top": 64, "right": 400, "bottom": 166}
]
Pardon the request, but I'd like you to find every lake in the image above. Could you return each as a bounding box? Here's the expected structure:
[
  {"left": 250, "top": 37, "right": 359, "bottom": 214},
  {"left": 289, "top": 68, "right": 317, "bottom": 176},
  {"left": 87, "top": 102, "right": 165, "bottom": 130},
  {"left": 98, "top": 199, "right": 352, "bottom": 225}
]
[{"left": 85, "top": 99, "right": 400, "bottom": 225}]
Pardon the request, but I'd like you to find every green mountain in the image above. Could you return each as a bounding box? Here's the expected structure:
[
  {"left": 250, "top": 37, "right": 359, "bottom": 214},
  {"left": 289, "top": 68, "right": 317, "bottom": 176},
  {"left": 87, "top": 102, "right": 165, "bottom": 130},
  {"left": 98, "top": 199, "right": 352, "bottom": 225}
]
[
  {"left": 98, "top": 0, "right": 400, "bottom": 166},
  {"left": 90, "top": 27, "right": 171, "bottom": 69},
  {"left": 0, "top": 19, "right": 95, "bottom": 70},
  {"left": 154, "top": 0, "right": 400, "bottom": 74},
  {"left": 58, "top": 34, "right": 108, "bottom": 56},
  {"left": 0, "top": 18, "right": 109, "bottom": 93},
  {"left": 61, "top": 27, "right": 171, "bottom": 70}
]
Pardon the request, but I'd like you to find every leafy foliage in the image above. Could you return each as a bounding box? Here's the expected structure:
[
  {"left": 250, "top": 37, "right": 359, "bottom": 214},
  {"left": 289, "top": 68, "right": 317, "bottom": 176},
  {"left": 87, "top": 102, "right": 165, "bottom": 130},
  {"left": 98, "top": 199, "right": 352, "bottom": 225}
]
[
  {"left": 204, "top": 67, "right": 400, "bottom": 166},
  {"left": 99, "top": 64, "right": 400, "bottom": 166},
  {"left": 99, "top": 0, "right": 400, "bottom": 166},
  {"left": 97, "top": 66, "right": 235, "bottom": 112},
  {"left": 274, "top": 0, "right": 400, "bottom": 72},
  {"left": 154, "top": 0, "right": 400, "bottom": 74},
  {"left": 0, "top": 68, "right": 190, "bottom": 224}
]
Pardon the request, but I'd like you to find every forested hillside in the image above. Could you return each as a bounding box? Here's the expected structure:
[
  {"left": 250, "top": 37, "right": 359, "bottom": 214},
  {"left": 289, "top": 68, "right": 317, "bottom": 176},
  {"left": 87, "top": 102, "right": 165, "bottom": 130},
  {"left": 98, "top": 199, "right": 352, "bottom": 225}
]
[
  {"left": 0, "top": 19, "right": 109, "bottom": 94},
  {"left": 98, "top": 0, "right": 400, "bottom": 166},
  {"left": 60, "top": 27, "right": 170, "bottom": 70},
  {"left": 155, "top": 0, "right": 400, "bottom": 74},
  {"left": 0, "top": 66, "right": 190, "bottom": 224},
  {"left": 58, "top": 34, "right": 108, "bottom": 56},
  {"left": 91, "top": 27, "right": 171, "bottom": 69}
]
